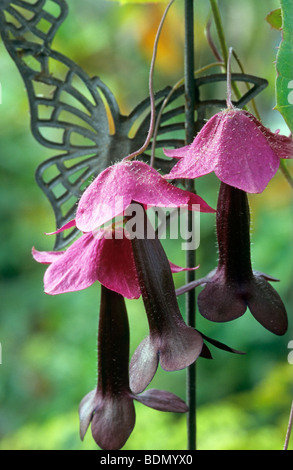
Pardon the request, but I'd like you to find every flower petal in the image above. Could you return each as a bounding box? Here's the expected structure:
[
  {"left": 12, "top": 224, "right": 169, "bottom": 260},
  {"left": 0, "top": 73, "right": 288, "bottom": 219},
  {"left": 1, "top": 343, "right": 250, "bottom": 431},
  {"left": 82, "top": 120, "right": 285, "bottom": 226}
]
[
  {"left": 134, "top": 388, "right": 188, "bottom": 413},
  {"left": 163, "top": 112, "right": 223, "bottom": 180},
  {"left": 213, "top": 110, "right": 280, "bottom": 192},
  {"left": 246, "top": 111, "right": 293, "bottom": 159},
  {"left": 163, "top": 144, "right": 191, "bottom": 159},
  {"left": 159, "top": 325, "right": 203, "bottom": 372},
  {"left": 79, "top": 389, "right": 97, "bottom": 440},
  {"left": 164, "top": 109, "right": 282, "bottom": 193},
  {"left": 32, "top": 247, "right": 65, "bottom": 264},
  {"left": 76, "top": 160, "right": 215, "bottom": 232},
  {"left": 43, "top": 232, "right": 100, "bottom": 294},
  {"left": 42, "top": 230, "right": 141, "bottom": 298},
  {"left": 91, "top": 394, "right": 136, "bottom": 450},
  {"left": 197, "top": 277, "right": 247, "bottom": 322},
  {"left": 45, "top": 219, "right": 76, "bottom": 235},
  {"left": 76, "top": 164, "right": 132, "bottom": 232},
  {"left": 129, "top": 336, "right": 159, "bottom": 394},
  {"left": 96, "top": 231, "right": 141, "bottom": 299},
  {"left": 246, "top": 274, "right": 288, "bottom": 335},
  {"left": 169, "top": 261, "right": 199, "bottom": 273}
]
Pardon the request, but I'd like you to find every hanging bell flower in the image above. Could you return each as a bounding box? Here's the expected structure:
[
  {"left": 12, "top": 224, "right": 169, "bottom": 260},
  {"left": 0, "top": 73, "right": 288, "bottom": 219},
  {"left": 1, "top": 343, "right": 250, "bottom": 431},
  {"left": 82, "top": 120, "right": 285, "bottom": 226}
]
[
  {"left": 79, "top": 285, "right": 189, "bottom": 450},
  {"left": 129, "top": 209, "right": 204, "bottom": 393},
  {"left": 163, "top": 46, "right": 293, "bottom": 194},
  {"left": 179, "top": 182, "right": 288, "bottom": 336}
]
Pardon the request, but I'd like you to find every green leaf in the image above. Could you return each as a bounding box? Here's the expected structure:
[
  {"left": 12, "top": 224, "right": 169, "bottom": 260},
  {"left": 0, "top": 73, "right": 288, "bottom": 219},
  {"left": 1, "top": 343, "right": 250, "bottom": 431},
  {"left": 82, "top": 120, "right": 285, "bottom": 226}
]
[
  {"left": 265, "top": 8, "right": 282, "bottom": 30},
  {"left": 275, "top": 0, "right": 293, "bottom": 133}
]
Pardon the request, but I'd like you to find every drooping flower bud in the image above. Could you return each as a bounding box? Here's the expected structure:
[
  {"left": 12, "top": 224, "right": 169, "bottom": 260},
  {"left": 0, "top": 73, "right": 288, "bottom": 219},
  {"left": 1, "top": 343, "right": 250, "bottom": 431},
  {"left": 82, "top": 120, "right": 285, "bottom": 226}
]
[{"left": 79, "top": 285, "right": 189, "bottom": 450}]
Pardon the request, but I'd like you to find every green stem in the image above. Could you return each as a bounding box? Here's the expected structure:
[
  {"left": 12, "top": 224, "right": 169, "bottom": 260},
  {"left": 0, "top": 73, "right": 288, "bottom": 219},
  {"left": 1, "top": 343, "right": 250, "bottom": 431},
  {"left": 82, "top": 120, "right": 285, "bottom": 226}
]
[
  {"left": 232, "top": 49, "right": 261, "bottom": 119},
  {"left": 284, "top": 400, "right": 293, "bottom": 450},
  {"left": 123, "top": 0, "right": 175, "bottom": 162},
  {"left": 209, "top": 0, "right": 228, "bottom": 66},
  {"left": 209, "top": 0, "right": 243, "bottom": 104},
  {"left": 151, "top": 61, "right": 224, "bottom": 165},
  {"left": 279, "top": 160, "right": 293, "bottom": 189}
]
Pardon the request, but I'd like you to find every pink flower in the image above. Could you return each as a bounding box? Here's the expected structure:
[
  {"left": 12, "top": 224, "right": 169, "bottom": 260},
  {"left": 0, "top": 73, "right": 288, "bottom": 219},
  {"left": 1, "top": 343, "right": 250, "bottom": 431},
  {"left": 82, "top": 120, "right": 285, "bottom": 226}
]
[
  {"left": 75, "top": 160, "right": 215, "bottom": 233},
  {"left": 32, "top": 223, "right": 196, "bottom": 300},
  {"left": 163, "top": 108, "right": 293, "bottom": 193}
]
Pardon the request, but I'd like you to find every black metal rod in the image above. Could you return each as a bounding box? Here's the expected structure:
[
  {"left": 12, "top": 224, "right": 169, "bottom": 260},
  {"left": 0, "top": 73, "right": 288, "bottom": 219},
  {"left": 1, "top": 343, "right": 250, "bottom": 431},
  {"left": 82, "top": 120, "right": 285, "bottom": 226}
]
[{"left": 184, "top": 0, "right": 197, "bottom": 451}]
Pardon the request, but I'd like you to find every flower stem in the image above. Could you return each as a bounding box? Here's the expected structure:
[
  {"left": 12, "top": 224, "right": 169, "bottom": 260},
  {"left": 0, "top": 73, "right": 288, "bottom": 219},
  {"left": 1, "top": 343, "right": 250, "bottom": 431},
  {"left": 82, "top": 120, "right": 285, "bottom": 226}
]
[
  {"left": 226, "top": 47, "right": 233, "bottom": 109},
  {"left": 209, "top": 0, "right": 243, "bottom": 106},
  {"left": 123, "top": 0, "right": 175, "bottom": 162},
  {"left": 184, "top": 0, "right": 197, "bottom": 451},
  {"left": 284, "top": 400, "right": 293, "bottom": 450},
  {"left": 150, "top": 61, "right": 224, "bottom": 166},
  {"left": 279, "top": 160, "right": 293, "bottom": 189},
  {"left": 209, "top": 0, "right": 228, "bottom": 66}
]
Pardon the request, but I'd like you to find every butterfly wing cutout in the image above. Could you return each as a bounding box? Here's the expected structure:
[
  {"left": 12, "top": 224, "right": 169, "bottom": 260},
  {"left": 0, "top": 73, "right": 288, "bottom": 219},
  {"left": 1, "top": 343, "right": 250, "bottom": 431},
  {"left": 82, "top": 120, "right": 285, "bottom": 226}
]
[{"left": 0, "top": 0, "right": 268, "bottom": 249}]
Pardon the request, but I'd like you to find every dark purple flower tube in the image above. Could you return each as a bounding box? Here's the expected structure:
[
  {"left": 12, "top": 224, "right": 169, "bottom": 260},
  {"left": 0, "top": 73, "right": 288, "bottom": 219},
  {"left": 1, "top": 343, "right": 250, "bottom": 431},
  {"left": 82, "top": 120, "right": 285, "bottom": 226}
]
[
  {"left": 129, "top": 208, "right": 204, "bottom": 394},
  {"left": 79, "top": 285, "right": 189, "bottom": 450},
  {"left": 197, "top": 182, "right": 288, "bottom": 335}
]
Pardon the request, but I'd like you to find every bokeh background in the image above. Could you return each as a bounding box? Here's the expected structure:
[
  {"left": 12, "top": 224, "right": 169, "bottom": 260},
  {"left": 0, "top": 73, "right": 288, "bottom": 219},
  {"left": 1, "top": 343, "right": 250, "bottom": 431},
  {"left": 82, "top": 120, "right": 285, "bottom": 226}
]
[{"left": 0, "top": 0, "right": 292, "bottom": 450}]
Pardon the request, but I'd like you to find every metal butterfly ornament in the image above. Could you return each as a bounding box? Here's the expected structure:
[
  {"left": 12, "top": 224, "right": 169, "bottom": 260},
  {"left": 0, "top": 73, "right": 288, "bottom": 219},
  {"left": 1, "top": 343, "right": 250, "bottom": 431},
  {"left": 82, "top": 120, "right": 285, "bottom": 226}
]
[{"left": 0, "top": 0, "right": 268, "bottom": 249}]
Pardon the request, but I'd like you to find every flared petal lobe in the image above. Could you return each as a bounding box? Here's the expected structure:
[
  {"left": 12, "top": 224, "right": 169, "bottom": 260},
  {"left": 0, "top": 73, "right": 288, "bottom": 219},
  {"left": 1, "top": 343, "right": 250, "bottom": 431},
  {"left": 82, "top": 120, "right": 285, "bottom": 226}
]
[
  {"left": 91, "top": 394, "right": 136, "bottom": 451},
  {"left": 246, "top": 273, "right": 288, "bottom": 336},
  {"left": 198, "top": 271, "right": 288, "bottom": 335},
  {"left": 75, "top": 160, "right": 215, "bottom": 232},
  {"left": 79, "top": 389, "right": 97, "bottom": 441},
  {"left": 197, "top": 272, "right": 247, "bottom": 323},
  {"left": 164, "top": 109, "right": 293, "bottom": 193},
  {"left": 32, "top": 229, "right": 141, "bottom": 299},
  {"left": 134, "top": 389, "right": 188, "bottom": 413},
  {"left": 32, "top": 222, "right": 192, "bottom": 300},
  {"left": 32, "top": 247, "right": 64, "bottom": 264}
]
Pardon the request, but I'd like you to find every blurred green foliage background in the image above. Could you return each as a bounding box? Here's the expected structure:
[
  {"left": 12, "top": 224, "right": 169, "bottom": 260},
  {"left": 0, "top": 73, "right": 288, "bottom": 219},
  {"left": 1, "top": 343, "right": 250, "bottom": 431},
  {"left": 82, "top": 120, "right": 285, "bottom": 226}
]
[{"left": 0, "top": 0, "right": 292, "bottom": 450}]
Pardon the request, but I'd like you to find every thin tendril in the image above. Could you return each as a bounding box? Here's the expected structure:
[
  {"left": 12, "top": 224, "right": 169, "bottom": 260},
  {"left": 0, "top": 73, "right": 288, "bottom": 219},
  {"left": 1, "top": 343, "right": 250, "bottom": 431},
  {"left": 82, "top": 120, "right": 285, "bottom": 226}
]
[
  {"left": 226, "top": 46, "right": 234, "bottom": 109},
  {"left": 205, "top": 14, "right": 223, "bottom": 62},
  {"left": 150, "top": 62, "right": 224, "bottom": 166},
  {"left": 123, "top": 0, "right": 175, "bottom": 162},
  {"left": 231, "top": 49, "right": 261, "bottom": 120},
  {"left": 284, "top": 400, "right": 293, "bottom": 450}
]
